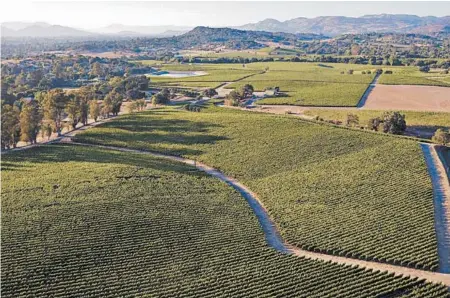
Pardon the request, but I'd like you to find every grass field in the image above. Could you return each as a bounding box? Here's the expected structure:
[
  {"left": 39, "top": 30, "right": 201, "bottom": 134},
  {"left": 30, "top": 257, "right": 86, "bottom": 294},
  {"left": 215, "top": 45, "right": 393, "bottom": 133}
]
[
  {"left": 5, "top": 145, "right": 449, "bottom": 297},
  {"left": 74, "top": 106, "right": 440, "bottom": 271}
]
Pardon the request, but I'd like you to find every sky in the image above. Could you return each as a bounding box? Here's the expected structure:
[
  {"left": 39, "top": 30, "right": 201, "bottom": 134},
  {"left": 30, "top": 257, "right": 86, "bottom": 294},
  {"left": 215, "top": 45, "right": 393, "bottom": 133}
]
[{"left": 1, "top": 1, "right": 450, "bottom": 29}]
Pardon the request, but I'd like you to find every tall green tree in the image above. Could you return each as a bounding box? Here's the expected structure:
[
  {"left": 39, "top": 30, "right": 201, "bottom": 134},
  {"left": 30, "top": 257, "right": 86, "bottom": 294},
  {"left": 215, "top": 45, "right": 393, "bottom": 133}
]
[
  {"left": 77, "top": 87, "right": 95, "bottom": 126},
  {"left": 19, "top": 100, "right": 42, "bottom": 144},
  {"left": 1, "top": 104, "right": 21, "bottom": 149},
  {"left": 89, "top": 100, "right": 100, "bottom": 122},
  {"left": 238, "top": 84, "right": 254, "bottom": 99},
  {"left": 103, "top": 90, "right": 123, "bottom": 117},
  {"left": 42, "top": 89, "right": 69, "bottom": 136},
  {"left": 224, "top": 90, "right": 241, "bottom": 107},
  {"left": 65, "top": 94, "right": 81, "bottom": 130},
  {"left": 382, "top": 112, "right": 406, "bottom": 135}
]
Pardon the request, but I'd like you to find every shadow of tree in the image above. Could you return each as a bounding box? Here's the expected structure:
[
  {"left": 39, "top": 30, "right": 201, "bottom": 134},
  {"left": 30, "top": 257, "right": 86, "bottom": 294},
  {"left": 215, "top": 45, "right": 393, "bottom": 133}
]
[
  {"left": 2, "top": 144, "right": 206, "bottom": 177},
  {"left": 72, "top": 113, "right": 229, "bottom": 156}
]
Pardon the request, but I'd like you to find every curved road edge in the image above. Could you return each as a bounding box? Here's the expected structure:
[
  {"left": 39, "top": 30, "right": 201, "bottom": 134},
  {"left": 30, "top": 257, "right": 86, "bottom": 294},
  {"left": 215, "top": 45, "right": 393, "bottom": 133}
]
[
  {"left": 421, "top": 143, "right": 450, "bottom": 274},
  {"left": 60, "top": 140, "right": 450, "bottom": 287}
]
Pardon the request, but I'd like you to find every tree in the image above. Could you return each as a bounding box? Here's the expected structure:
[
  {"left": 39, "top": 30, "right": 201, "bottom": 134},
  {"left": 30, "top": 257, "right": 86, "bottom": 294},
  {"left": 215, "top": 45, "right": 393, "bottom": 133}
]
[
  {"left": 1, "top": 104, "right": 21, "bottom": 149},
  {"left": 152, "top": 89, "right": 171, "bottom": 105},
  {"left": 76, "top": 87, "right": 95, "bottom": 126},
  {"left": 41, "top": 123, "right": 53, "bottom": 140},
  {"left": 127, "top": 101, "right": 138, "bottom": 113},
  {"left": 42, "top": 89, "right": 69, "bottom": 136},
  {"left": 14, "top": 72, "right": 27, "bottom": 87},
  {"left": 345, "top": 113, "right": 359, "bottom": 127},
  {"left": 65, "top": 94, "right": 81, "bottom": 130},
  {"left": 89, "top": 100, "right": 100, "bottom": 122},
  {"left": 238, "top": 84, "right": 254, "bottom": 99},
  {"left": 135, "top": 99, "right": 147, "bottom": 111},
  {"left": 224, "top": 90, "right": 241, "bottom": 106},
  {"left": 104, "top": 90, "right": 123, "bottom": 116},
  {"left": 90, "top": 62, "right": 104, "bottom": 77},
  {"left": 367, "top": 117, "right": 381, "bottom": 131},
  {"left": 203, "top": 88, "right": 218, "bottom": 98},
  {"left": 19, "top": 100, "right": 42, "bottom": 144},
  {"left": 432, "top": 129, "right": 450, "bottom": 145},
  {"left": 382, "top": 111, "right": 406, "bottom": 135}
]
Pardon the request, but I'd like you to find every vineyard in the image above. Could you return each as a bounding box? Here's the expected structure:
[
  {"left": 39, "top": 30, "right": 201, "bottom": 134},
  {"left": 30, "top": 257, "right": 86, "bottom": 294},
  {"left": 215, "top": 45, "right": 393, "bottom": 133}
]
[
  {"left": 225, "top": 62, "right": 375, "bottom": 106},
  {"left": 74, "top": 106, "right": 441, "bottom": 271},
  {"left": 2, "top": 144, "right": 450, "bottom": 297},
  {"left": 378, "top": 67, "right": 450, "bottom": 87},
  {"left": 145, "top": 63, "right": 262, "bottom": 89},
  {"left": 229, "top": 80, "right": 369, "bottom": 106},
  {"left": 302, "top": 109, "right": 450, "bottom": 128}
]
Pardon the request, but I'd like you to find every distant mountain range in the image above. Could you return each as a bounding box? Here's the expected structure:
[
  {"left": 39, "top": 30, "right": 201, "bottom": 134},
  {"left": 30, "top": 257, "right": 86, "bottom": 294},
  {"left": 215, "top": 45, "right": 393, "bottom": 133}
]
[
  {"left": 92, "top": 24, "right": 191, "bottom": 36},
  {"left": 1, "top": 22, "right": 94, "bottom": 37},
  {"left": 2, "top": 14, "right": 449, "bottom": 39},
  {"left": 1, "top": 22, "right": 190, "bottom": 38},
  {"left": 237, "top": 14, "right": 450, "bottom": 36}
]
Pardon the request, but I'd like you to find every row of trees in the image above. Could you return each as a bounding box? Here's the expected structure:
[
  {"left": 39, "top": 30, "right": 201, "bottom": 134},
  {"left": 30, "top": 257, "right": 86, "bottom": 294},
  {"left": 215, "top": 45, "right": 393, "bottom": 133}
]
[
  {"left": 1, "top": 87, "right": 123, "bottom": 150},
  {"left": 344, "top": 112, "right": 407, "bottom": 135}
]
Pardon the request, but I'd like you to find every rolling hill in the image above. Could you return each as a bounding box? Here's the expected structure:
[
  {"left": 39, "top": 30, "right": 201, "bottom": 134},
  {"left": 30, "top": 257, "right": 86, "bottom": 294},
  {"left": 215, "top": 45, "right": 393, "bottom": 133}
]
[
  {"left": 238, "top": 14, "right": 450, "bottom": 36},
  {"left": 1, "top": 22, "right": 93, "bottom": 37}
]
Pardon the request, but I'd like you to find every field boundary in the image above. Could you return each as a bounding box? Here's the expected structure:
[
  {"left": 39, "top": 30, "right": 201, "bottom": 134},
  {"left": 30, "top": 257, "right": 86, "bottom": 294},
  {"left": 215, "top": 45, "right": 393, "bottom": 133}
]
[
  {"left": 356, "top": 72, "right": 381, "bottom": 107},
  {"left": 422, "top": 143, "right": 450, "bottom": 274},
  {"left": 52, "top": 139, "right": 450, "bottom": 287}
]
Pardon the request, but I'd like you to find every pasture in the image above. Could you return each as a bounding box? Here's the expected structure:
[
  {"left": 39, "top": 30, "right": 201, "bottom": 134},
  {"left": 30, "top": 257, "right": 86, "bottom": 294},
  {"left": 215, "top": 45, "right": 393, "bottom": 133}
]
[
  {"left": 4, "top": 145, "right": 449, "bottom": 297},
  {"left": 74, "top": 106, "right": 440, "bottom": 271}
]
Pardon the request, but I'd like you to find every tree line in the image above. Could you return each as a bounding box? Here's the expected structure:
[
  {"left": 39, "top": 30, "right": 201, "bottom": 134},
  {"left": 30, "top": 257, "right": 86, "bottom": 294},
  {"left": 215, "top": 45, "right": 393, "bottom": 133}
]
[{"left": 1, "top": 75, "right": 150, "bottom": 150}]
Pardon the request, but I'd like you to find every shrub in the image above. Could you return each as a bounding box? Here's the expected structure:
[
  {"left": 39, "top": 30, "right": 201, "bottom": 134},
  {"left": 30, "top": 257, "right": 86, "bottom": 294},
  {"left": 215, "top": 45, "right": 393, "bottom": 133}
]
[
  {"left": 432, "top": 129, "right": 450, "bottom": 145},
  {"left": 345, "top": 113, "right": 359, "bottom": 127},
  {"left": 419, "top": 66, "right": 430, "bottom": 73}
]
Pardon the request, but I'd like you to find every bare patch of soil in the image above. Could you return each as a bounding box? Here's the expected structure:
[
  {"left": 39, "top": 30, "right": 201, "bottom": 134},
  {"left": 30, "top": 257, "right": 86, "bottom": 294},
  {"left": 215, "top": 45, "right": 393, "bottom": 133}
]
[{"left": 363, "top": 85, "right": 450, "bottom": 112}]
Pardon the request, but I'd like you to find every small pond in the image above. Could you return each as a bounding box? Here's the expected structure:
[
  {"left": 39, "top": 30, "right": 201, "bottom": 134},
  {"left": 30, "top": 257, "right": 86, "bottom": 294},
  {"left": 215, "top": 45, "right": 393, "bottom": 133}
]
[{"left": 145, "top": 71, "right": 207, "bottom": 78}]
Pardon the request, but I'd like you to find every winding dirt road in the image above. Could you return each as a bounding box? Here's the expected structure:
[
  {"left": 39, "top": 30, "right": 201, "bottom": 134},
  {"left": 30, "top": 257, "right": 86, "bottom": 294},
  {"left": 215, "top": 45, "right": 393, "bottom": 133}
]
[
  {"left": 422, "top": 143, "right": 450, "bottom": 274},
  {"left": 4, "top": 106, "right": 450, "bottom": 287},
  {"left": 58, "top": 139, "right": 450, "bottom": 287}
]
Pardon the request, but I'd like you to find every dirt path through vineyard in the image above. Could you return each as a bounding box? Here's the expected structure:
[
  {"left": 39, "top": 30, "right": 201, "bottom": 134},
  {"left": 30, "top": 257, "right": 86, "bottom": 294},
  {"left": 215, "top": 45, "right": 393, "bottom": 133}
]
[{"left": 57, "top": 139, "right": 450, "bottom": 287}]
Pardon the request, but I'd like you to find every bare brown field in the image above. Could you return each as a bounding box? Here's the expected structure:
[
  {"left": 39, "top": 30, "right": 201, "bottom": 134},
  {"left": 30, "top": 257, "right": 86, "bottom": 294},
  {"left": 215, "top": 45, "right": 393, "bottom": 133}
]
[{"left": 363, "top": 85, "right": 450, "bottom": 112}]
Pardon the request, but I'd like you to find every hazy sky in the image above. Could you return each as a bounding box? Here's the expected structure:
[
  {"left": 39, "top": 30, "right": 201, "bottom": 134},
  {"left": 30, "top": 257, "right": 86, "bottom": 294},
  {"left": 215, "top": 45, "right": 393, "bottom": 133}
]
[{"left": 2, "top": 1, "right": 450, "bottom": 29}]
